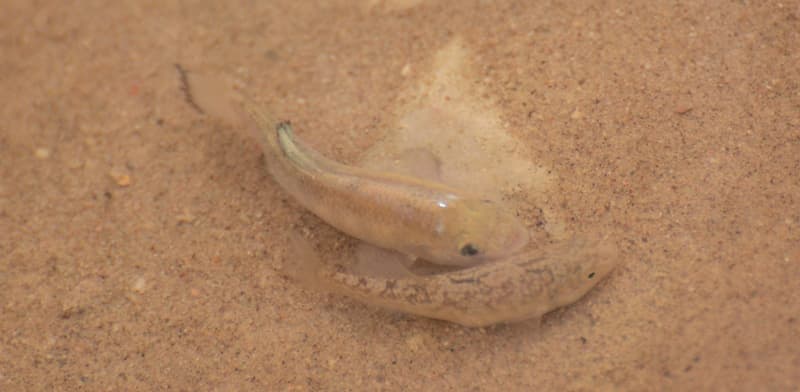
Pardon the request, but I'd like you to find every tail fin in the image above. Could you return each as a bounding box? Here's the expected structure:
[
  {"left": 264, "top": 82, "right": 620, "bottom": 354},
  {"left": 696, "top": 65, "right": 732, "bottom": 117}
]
[{"left": 274, "top": 122, "right": 326, "bottom": 173}]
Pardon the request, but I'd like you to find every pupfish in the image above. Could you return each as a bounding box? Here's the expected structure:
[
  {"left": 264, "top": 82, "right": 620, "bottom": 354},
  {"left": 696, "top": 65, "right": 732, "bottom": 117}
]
[
  {"left": 245, "top": 104, "right": 529, "bottom": 267},
  {"left": 286, "top": 234, "right": 619, "bottom": 327}
]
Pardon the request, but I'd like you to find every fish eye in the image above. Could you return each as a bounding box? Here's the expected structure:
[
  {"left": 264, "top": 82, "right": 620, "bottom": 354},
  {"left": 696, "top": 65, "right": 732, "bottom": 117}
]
[
  {"left": 587, "top": 272, "right": 596, "bottom": 279},
  {"left": 460, "top": 243, "right": 479, "bottom": 256}
]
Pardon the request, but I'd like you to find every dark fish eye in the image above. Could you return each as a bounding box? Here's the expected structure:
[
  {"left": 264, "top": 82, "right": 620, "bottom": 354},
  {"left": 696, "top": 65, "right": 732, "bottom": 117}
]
[
  {"left": 460, "top": 243, "right": 479, "bottom": 256},
  {"left": 587, "top": 272, "right": 596, "bottom": 279}
]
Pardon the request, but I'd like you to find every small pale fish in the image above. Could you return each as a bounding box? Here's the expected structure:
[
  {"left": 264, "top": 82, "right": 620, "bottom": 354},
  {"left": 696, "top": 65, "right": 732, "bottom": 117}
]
[
  {"left": 285, "top": 233, "right": 619, "bottom": 327},
  {"left": 245, "top": 103, "right": 528, "bottom": 267}
]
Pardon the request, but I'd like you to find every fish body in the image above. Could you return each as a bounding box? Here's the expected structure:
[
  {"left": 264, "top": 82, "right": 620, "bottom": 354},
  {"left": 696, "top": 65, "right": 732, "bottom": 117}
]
[
  {"left": 246, "top": 105, "right": 529, "bottom": 266},
  {"left": 289, "top": 234, "right": 618, "bottom": 327}
]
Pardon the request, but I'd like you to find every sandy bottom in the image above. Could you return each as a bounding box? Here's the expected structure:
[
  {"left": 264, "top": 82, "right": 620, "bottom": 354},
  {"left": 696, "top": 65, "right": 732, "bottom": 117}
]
[{"left": 2, "top": 1, "right": 799, "bottom": 390}]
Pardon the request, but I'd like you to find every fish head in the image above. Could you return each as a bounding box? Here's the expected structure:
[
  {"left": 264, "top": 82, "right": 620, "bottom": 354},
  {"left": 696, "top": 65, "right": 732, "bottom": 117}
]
[
  {"left": 432, "top": 198, "right": 530, "bottom": 266},
  {"left": 544, "top": 236, "right": 619, "bottom": 308}
]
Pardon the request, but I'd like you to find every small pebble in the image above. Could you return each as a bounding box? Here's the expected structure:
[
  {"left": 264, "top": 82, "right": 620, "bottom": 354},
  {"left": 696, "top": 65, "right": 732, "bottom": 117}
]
[
  {"left": 405, "top": 333, "right": 425, "bottom": 352},
  {"left": 34, "top": 147, "right": 50, "bottom": 159},
  {"left": 176, "top": 211, "right": 196, "bottom": 224},
  {"left": 131, "top": 277, "right": 146, "bottom": 293},
  {"left": 109, "top": 166, "right": 132, "bottom": 187}
]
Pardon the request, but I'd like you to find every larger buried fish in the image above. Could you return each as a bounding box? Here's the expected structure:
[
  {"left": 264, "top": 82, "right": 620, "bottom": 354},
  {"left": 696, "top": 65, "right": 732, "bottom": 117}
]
[
  {"left": 287, "top": 234, "right": 618, "bottom": 327},
  {"left": 245, "top": 104, "right": 529, "bottom": 266}
]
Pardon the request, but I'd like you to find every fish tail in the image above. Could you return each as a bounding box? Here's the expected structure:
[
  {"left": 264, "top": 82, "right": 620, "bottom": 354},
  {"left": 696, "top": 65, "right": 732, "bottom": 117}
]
[
  {"left": 243, "top": 100, "right": 330, "bottom": 174},
  {"left": 275, "top": 122, "right": 325, "bottom": 173}
]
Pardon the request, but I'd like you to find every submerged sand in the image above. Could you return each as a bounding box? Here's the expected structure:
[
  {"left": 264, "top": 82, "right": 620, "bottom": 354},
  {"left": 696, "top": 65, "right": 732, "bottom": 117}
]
[{"left": 1, "top": 1, "right": 799, "bottom": 390}]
